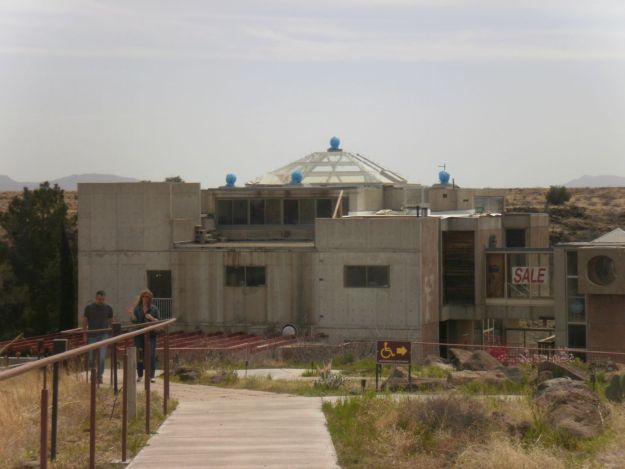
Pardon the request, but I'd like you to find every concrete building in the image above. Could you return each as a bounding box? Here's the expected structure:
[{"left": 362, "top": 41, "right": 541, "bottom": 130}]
[
  {"left": 78, "top": 138, "right": 554, "bottom": 346},
  {"left": 554, "top": 228, "right": 625, "bottom": 356}
]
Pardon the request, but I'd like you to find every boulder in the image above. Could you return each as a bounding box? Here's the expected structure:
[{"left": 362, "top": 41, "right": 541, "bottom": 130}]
[
  {"left": 422, "top": 354, "right": 455, "bottom": 371},
  {"left": 174, "top": 366, "right": 200, "bottom": 382},
  {"left": 538, "top": 361, "right": 587, "bottom": 381},
  {"left": 537, "top": 370, "right": 554, "bottom": 384},
  {"left": 498, "top": 366, "right": 525, "bottom": 384},
  {"left": 388, "top": 366, "right": 409, "bottom": 379},
  {"left": 449, "top": 348, "right": 501, "bottom": 371},
  {"left": 534, "top": 378, "right": 607, "bottom": 439}
]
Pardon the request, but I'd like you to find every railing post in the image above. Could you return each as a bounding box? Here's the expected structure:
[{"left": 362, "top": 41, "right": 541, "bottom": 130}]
[
  {"left": 164, "top": 327, "right": 169, "bottom": 415},
  {"left": 40, "top": 387, "right": 49, "bottom": 469},
  {"left": 144, "top": 332, "right": 151, "bottom": 434},
  {"left": 122, "top": 349, "right": 128, "bottom": 462},
  {"left": 112, "top": 322, "right": 122, "bottom": 395},
  {"left": 50, "top": 339, "right": 68, "bottom": 461},
  {"left": 89, "top": 367, "right": 96, "bottom": 469},
  {"left": 127, "top": 347, "right": 137, "bottom": 419},
  {"left": 38, "top": 339, "right": 45, "bottom": 359}
]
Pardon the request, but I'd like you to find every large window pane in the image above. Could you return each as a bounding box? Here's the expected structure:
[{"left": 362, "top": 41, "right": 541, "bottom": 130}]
[
  {"left": 283, "top": 199, "right": 299, "bottom": 224},
  {"left": 508, "top": 253, "right": 529, "bottom": 298},
  {"left": 232, "top": 200, "right": 248, "bottom": 224},
  {"left": 246, "top": 267, "right": 266, "bottom": 286},
  {"left": 345, "top": 266, "right": 367, "bottom": 287},
  {"left": 344, "top": 266, "right": 390, "bottom": 288},
  {"left": 567, "top": 251, "right": 578, "bottom": 276},
  {"left": 316, "top": 199, "right": 333, "bottom": 218},
  {"left": 300, "top": 199, "right": 315, "bottom": 224},
  {"left": 367, "top": 266, "right": 389, "bottom": 287},
  {"left": 506, "top": 229, "right": 526, "bottom": 248},
  {"left": 486, "top": 254, "right": 505, "bottom": 298},
  {"left": 568, "top": 297, "right": 585, "bottom": 323},
  {"left": 265, "top": 199, "right": 281, "bottom": 224},
  {"left": 217, "top": 200, "right": 233, "bottom": 225},
  {"left": 225, "top": 267, "right": 245, "bottom": 286},
  {"left": 568, "top": 324, "right": 586, "bottom": 348},
  {"left": 250, "top": 199, "right": 265, "bottom": 225}
]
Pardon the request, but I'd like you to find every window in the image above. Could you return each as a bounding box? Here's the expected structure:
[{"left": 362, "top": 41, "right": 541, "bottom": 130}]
[
  {"left": 300, "top": 199, "right": 315, "bottom": 224},
  {"left": 225, "top": 266, "right": 266, "bottom": 287},
  {"left": 246, "top": 267, "right": 266, "bottom": 286},
  {"left": 266, "top": 199, "right": 281, "bottom": 224},
  {"left": 217, "top": 197, "right": 343, "bottom": 225},
  {"left": 316, "top": 199, "right": 333, "bottom": 218},
  {"left": 232, "top": 200, "right": 248, "bottom": 224},
  {"left": 218, "top": 200, "right": 249, "bottom": 225},
  {"left": 588, "top": 255, "right": 616, "bottom": 286},
  {"left": 566, "top": 250, "right": 585, "bottom": 323},
  {"left": 344, "top": 266, "right": 390, "bottom": 288},
  {"left": 474, "top": 196, "right": 504, "bottom": 213},
  {"left": 568, "top": 324, "right": 586, "bottom": 348},
  {"left": 506, "top": 229, "right": 526, "bottom": 248},
  {"left": 250, "top": 199, "right": 265, "bottom": 225},
  {"left": 217, "top": 200, "right": 233, "bottom": 225},
  {"left": 283, "top": 200, "right": 299, "bottom": 224},
  {"left": 442, "top": 231, "right": 474, "bottom": 304}
]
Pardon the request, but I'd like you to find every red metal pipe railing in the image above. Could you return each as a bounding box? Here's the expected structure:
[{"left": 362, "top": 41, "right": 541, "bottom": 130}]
[{"left": 0, "top": 318, "right": 176, "bottom": 468}]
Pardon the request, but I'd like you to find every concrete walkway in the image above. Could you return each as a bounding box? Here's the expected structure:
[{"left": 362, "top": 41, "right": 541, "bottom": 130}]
[{"left": 127, "top": 382, "right": 340, "bottom": 469}]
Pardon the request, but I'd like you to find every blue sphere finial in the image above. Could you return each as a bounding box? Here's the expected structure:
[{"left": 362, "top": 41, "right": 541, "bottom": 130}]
[
  {"left": 225, "top": 173, "right": 236, "bottom": 187},
  {"left": 439, "top": 170, "right": 450, "bottom": 185},
  {"left": 329, "top": 136, "right": 340, "bottom": 150},
  {"left": 291, "top": 169, "right": 303, "bottom": 185}
]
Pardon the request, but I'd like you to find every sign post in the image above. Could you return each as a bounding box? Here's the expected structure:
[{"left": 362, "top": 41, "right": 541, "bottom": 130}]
[{"left": 375, "top": 340, "right": 412, "bottom": 391}]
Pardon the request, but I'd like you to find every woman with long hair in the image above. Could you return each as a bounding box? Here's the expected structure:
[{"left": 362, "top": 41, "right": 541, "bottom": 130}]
[{"left": 128, "top": 289, "right": 160, "bottom": 382}]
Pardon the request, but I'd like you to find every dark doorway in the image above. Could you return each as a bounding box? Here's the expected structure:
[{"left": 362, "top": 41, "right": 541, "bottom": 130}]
[{"left": 147, "top": 270, "right": 172, "bottom": 298}]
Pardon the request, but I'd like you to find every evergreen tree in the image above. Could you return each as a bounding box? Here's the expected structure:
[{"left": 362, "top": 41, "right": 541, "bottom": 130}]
[{"left": 0, "top": 182, "right": 76, "bottom": 335}]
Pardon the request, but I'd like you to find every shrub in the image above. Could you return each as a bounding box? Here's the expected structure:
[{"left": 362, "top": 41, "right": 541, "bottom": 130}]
[
  {"left": 546, "top": 186, "right": 572, "bottom": 205},
  {"left": 397, "top": 396, "right": 490, "bottom": 435}
]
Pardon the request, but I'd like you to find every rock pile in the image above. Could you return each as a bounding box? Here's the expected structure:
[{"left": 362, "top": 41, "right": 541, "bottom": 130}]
[{"left": 533, "top": 377, "right": 607, "bottom": 439}]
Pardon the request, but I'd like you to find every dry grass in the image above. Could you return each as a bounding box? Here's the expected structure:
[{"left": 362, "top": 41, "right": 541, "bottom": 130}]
[
  {"left": 507, "top": 187, "right": 625, "bottom": 243},
  {"left": 0, "top": 366, "right": 175, "bottom": 469},
  {"left": 323, "top": 394, "right": 624, "bottom": 469}
]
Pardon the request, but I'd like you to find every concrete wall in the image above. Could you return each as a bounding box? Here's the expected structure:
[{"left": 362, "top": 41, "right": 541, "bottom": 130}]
[
  {"left": 78, "top": 182, "right": 200, "bottom": 321},
  {"left": 172, "top": 249, "right": 314, "bottom": 333},
  {"left": 312, "top": 217, "right": 439, "bottom": 341},
  {"left": 587, "top": 294, "right": 625, "bottom": 355}
]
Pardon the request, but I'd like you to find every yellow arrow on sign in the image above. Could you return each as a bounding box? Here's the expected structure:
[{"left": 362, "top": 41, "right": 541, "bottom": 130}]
[{"left": 396, "top": 346, "right": 408, "bottom": 356}]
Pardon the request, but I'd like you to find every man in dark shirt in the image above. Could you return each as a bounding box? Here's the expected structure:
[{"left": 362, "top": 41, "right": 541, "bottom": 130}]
[{"left": 82, "top": 290, "right": 113, "bottom": 383}]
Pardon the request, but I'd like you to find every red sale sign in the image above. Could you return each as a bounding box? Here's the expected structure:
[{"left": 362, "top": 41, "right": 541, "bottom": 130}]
[{"left": 512, "top": 266, "right": 548, "bottom": 285}]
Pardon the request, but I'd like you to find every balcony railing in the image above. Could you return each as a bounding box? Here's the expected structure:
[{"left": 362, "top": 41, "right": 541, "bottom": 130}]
[{"left": 153, "top": 298, "right": 173, "bottom": 320}]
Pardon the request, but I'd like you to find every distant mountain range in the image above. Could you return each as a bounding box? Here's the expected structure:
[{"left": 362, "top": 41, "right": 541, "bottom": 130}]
[
  {"left": 0, "top": 174, "right": 138, "bottom": 191},
  {"left": 564, "top": 175, "right": 625, "bottom": 188}
]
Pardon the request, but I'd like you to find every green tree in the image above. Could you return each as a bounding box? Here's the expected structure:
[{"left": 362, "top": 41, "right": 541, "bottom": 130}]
[
  {"left": 0, "top": 182, "right": 76, "bottom": 335},
  {"left": 545, "top": 185, "right": 571, "bottom": 206},
  {"left": 165, "top": 175, "right": 184, "bottom": 183}
]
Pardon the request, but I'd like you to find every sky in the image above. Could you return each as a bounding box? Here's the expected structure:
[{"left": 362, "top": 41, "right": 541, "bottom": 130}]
[{"left": 1, "top": 0, "right": 624, "bottom": 188}]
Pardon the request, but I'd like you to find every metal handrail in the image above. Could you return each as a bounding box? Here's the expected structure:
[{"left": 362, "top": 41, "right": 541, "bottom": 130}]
[
  {"left": 0, "top": 318, "right": 176, "bottom": 469},
  {"left": 0, "top": 319, "right": 175, "bottom": 381}
]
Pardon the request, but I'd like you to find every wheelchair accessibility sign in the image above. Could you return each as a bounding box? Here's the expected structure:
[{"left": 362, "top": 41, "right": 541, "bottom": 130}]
[{"left": 376, "top": 340, "right": 411, "bottom": 365}]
